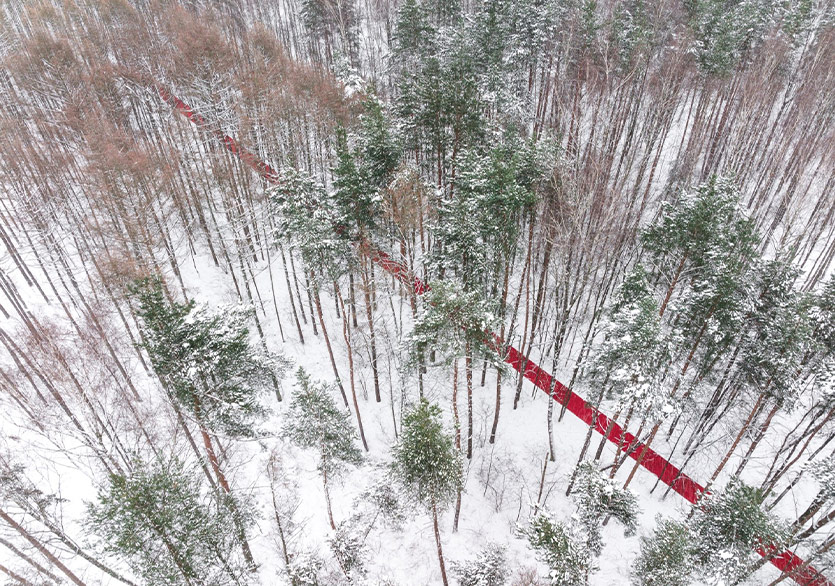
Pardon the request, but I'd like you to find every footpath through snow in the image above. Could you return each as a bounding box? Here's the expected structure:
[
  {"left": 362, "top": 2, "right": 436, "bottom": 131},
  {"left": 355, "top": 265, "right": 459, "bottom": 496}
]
[{"left": 156, "top": 86, "right": 832, "bottom": 586}]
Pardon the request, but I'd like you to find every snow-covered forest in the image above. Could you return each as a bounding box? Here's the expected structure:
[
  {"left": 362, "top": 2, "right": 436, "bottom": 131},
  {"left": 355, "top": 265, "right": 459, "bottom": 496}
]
[{"left": 1, "top": 0, "right": 835, "bottom": 584}]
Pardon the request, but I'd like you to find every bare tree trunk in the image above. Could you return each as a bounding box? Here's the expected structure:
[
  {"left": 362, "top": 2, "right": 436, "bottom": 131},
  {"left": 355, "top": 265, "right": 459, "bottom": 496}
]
[
  {"left": 733, "top": 402, "right": 780, "bottom": 478},
  {"left": 0, "top": 536, "right": 61, "bottom": 583},
  {"left": 489, "top": 259, "right": 511, "bottom": 444},
  {"left": 337, "top": 289, "right": 368, "bottom": 451},
  {"left": 194, "top": 399, "right": 255, "bottom": 568},
  {"left": 706, "top": 392, "right": 767, "bottom": 492},
  {"left": 312, "top": 274, "right": 348, "bottom": 406},
  {"left": 0, "top": 507, "right": 87, "bottom": 586},
  {"left": 432, "top": 500, "right": 449, "bottom": 586},
  {"left": 466, "top": 341, "right": 473, "bottom": 460},
  {"left": 452, "top": 359, "right": 462, "bottom": 532},
  {"left": 361, "top": 259, "right": 381, "bottom": 402},
  {"left": 622, "top": 421, "right": 661, "bottom": 491},
  {"left": 322, "top": 463, "right": 336, "bottom": 530},
  {"left": 278, "top": 243, "right": 305, "bottom": 343}
]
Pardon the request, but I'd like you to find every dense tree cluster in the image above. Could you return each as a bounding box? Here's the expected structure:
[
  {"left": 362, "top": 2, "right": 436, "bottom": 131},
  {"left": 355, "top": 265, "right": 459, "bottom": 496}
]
[{"left": 0, "top": 0, "right": 834, "bottom": 584}]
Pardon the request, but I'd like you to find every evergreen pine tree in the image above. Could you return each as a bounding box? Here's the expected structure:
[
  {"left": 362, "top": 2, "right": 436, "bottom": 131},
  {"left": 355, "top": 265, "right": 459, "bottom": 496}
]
[
  {"left": 332, "top": 128, "right": 377, "bottom": 240},
  {"left": 270, "top": 169, "right": 353, "bottom": 281},
  {"left": 331, "top": 96, "right": 400, "bottom": 240},
  {"left": 433, "top": 143, "right": 538, "bottom": 291},
  {"left": 810, "top": 275, "right": 835, "bottom": 359},
  {"left": 87, "top": 456, "right": 251, "bottom": 586},
  {"left": 283, "top": 367, "right": 363, "bottom": 530},
  {"left": 608, "top": 0, "right": 654, "bottom": 74},
  {"left": 626, "top": 176, "right": 760, "bottom": 488},
  {"left": 358, "top": 96, "right": 401, "bottom": 190},
  {"left": 685, "top": 0, "right": 801, "bottom": 75},
  {"left": 524, "top": 512, "right": 595, "bottom": 586},
  {"left": 409, "top": 279, "right": 501, "bottom": 462},
  {"left": 641, "top": 175, "right": 758, "bottom": 328},
  {"left": 301, "top": 0, "right": 359, "bottom": 62},
  {"left": 451, "top": 544, "right": 508, "bottom": 586},
  {"left": 130, "top": 277, "right": 288, "bottom": 438},
  {"left": 632, "top": 517, "right": 693, "bottom": 586},
  {"left": 690, "top": 478, "right": 788, "bottom": 584},
  {"left": 329, "top": 514, "right": 369, "bottom": 581},
  {"left": 573, "top": 462, "right": 639, "bottom": 556},
  {"left": 589, "top": 268, "right": 673, "bottom": 420},
  {"left": 409, "top": 279, "right": 500, "bottom": 368},
  {"left": 707, "top": 258, "right": 813, "bottom": 485},
  {"left": 528, "top": 464, "right": 638, "bottom": 584},
  {"left": 390, "top": 399, "right": 463, "bottom": 586}
]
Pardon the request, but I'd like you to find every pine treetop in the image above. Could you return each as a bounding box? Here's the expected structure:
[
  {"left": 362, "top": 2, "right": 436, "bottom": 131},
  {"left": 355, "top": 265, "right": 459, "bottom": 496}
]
[{"left": 390, "top": 399, "right": 462, "bottom": 509}]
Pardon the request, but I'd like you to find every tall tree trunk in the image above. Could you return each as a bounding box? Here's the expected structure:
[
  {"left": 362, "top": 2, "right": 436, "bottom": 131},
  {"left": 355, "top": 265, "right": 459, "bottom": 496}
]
[
  {"left": 733, "top": 402, "right": 780, "bottom": 478},
  {"left": 0, "top": 561, "right": 36, "bottom": 586},
  {"left": 567, "top": 383, "right": 608, "bottom": 496},
  {"left": 659, "top": 254, "right": 687, "bottom": 318},
  {"left": 489, "top": 259, "right": 511, "bottom": 444},
  {"left": 322, "top": 462, "right": 336, "bottom": 531},
  {"left": 338, "top": 290, "right": 368, "bottom": 451},
  {"left": 452, "top": 359, "right": 462, "bottom": 532},
  {"left": 0, "top": 507, "right": 87, "bottom": 586},
  {"left": 361, "top": 259, "right": 381, "bottom": 402},
  {"left": 279, "top": 243, "right": 305, "bottom": 343},
  {"left": 622, "top": 421, "right": 661, "bottom": 491},
  {"left": 706, "top": 392, "right": 767, "bottom": 491},
  {"left": 432, "top": 500, "right": 449, "bottom": 586},
  {"left": 312, "top": 274, "right": 348, "bottom": 406},
  {"left": 193, "top": 399, "right": 255, "bottom": 568},
  {"left": 466, "top": 341, "right": 473, "bottom": 460}
]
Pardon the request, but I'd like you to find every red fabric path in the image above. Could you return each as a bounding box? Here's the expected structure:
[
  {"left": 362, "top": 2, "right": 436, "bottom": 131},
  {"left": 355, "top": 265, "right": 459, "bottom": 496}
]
[{"left": 157, "top": 86, "right": 832, "bottom": 586}]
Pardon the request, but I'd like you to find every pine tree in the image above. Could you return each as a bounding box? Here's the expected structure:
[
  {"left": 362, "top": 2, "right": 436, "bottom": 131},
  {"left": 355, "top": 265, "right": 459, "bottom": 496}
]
[
  {"left": 283, "top": 367, "right": 363, "bottom": 530},
  {"left": 287, "top": 552, "right": 325, "bottom": 586},
  {"left": 573, "top": 462, "right": 639, "bottom": 556},
  {"left": 690, "top": 478, "right": 788, "bottom": 585},
  {"left": 528, "top": 464, "right": 638, "bottom": 584},
  {"left": 357, "top": 96, "right": 401, "bottom": 191},
  {"left": 86, "top": 456, "right": 251, "bottom": 586},
  {"left": 331, "top": 96, "right": 400, "bottom": 238},
  {"left": 608, "top": 0, "right": 654, "bottom": 74},
  {"left": 394, "top": 15, "right": 485, "bottom": 184},
  {"left": 433, "top": 142, "right": 538, "bottom": 291},
  {"left": 524, "top": 513, "right": 595, "bottom": 586},
  {"left": 451, "top": 544, "right": 508, "bottom": 586},
  {"left": 641, "top": 176, "right": 758, "bottom": 326},
  {"left": 390, "top": 399, "right": 463, "bottom": 586},
  {"left": 409, "top": 279, "right": 501, "bottom": 461},
  {"left": 332, "top": 129, "right": 378, "bottom": 240},
  {"left": 685, "top": 0, "right": 793, "bottom": 75},
  {"left": 329, "top": 514, "right": 369, "bottom": 581},
  {"left": 393, "top": 0, "right": 436, "bottom": 66},
  {"left": 409, "top": 279, "right": 500, "bottom": 368},
  {"left": 270, "top": 170, "right": 353, "bottom": 282},
  {"left": 570, "top": 268, "right": 673, "bottom": 488},
  {"left": 590, "top": 268, "right": 673, "bottom": 419},
  {"left": 130, "top": 276, "right": 288, "bottom": 567},
  {"left": 270, "top": 169, "right": 355, "bottom": 411},
  {"left": 636, "top": 480, "right": 787, "bottom": 585},
  {"left": 627, "top": 176, "right": 759, "bottom": 488},
  {"left": 632, "top": 517, "right": 693, "bottom": 586},
  {"left": 810, "top": 275, "right": 835, "bottom": 361},
  {"left": 301, "top": 0, "right": 359, "bottom": 62},
  {"left": 707, "top": 258, "right": 813, "bottom": 485},
  {"left": 130, "top": 277, "right": 289, "bottom": 438}
]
